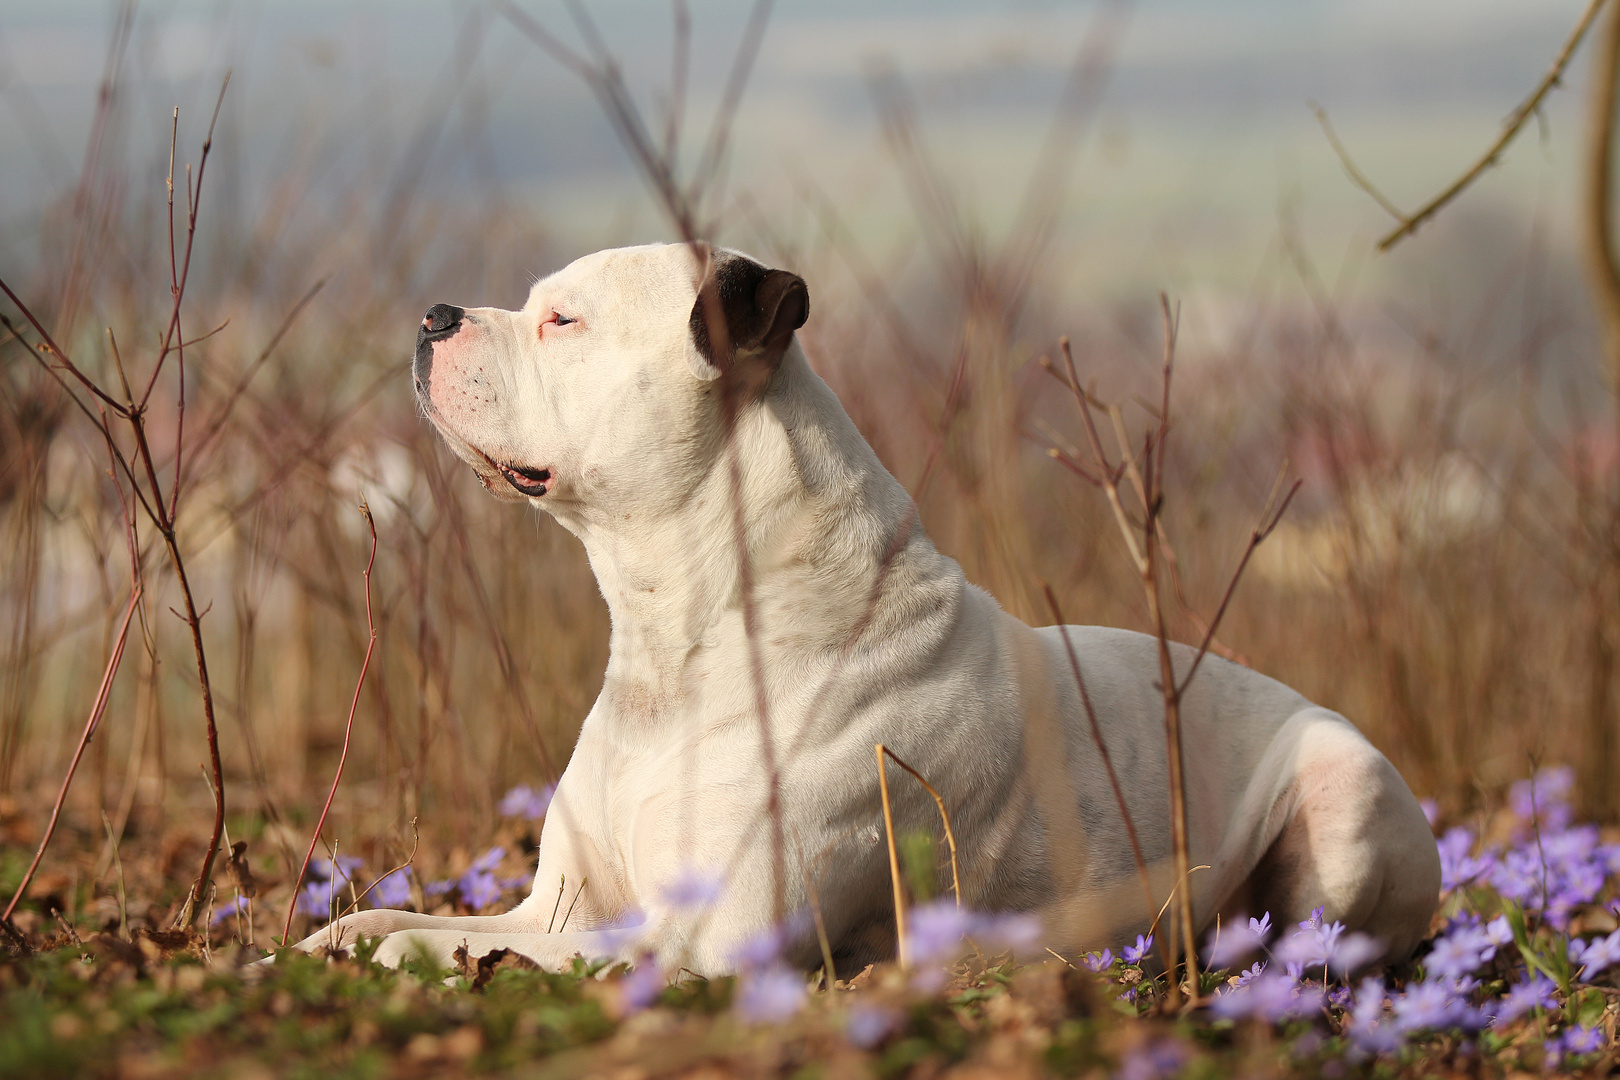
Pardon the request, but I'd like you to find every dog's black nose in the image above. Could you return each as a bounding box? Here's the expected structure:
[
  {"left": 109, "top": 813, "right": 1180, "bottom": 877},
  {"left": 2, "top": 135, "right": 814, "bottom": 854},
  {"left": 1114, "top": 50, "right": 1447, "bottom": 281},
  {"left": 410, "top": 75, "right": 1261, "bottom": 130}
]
[{"left": 420, "top": 304, "right": 464, "bottom": 339}]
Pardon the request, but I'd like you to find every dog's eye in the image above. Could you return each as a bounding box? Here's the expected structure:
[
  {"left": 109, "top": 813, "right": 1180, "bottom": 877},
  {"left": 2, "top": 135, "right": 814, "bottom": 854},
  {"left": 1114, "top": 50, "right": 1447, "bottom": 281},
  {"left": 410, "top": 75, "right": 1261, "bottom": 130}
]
[{"left": 553, "top": 311, "right": 576, "bottom": 327}]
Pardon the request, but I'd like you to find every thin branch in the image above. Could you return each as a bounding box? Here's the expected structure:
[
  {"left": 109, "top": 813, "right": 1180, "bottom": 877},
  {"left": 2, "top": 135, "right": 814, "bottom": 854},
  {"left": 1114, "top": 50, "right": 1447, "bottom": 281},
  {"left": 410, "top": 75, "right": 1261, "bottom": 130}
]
[
  {"left": 687, "top": 0, "right": 775, "bottom": 219},
  {"left": 2, "top": 585, "right": 141, "bottom": 924},
  {"left": 1043, "top": 584, "right": 1155, "bottom": 924},
  {"left": 1176, "top": 470, "right": 1302, "bottom": 697},
  {"left": 0, "top": 275, "right": 127, "bottom": 413},
  {"left": 1309, "top": 103, "right": 1408, "bottom": 222},
  {"left": 558, "top": 877, "right": 587, "bottom": 933},
  {"left": 341, "top": 818, "right": 420, "bottom": 916},
  {"left": 1320, "top": 0, "right": 1612, "bottom": 251}
]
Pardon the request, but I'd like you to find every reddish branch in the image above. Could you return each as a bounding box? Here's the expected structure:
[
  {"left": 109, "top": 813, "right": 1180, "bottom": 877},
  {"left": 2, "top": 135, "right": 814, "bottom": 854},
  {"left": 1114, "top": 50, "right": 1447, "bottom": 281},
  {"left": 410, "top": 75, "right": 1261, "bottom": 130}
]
[
  {"left": 1041, "top": 313, "right": 1299, "bottom": 1003},
  {"left": 2, "top": 586, "right": 142, "bottom": 924},
  {"left": 0, "top": 78, "right": 236, "bottom": 929}
]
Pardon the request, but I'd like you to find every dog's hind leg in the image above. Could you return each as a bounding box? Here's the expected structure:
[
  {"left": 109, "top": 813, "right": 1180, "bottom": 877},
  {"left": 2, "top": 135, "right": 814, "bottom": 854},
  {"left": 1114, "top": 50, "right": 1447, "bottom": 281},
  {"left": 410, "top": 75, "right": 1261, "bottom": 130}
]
[{"left": 1239, "top": 712, "right": 1440, "bottom": 965}]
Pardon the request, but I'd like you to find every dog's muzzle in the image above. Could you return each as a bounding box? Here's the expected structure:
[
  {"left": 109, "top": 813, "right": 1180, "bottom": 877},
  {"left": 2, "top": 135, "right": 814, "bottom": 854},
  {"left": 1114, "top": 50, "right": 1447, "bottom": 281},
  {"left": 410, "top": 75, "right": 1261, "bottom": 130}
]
[{"left": 413, "top": 303, "right": 464, "bottom": 400}]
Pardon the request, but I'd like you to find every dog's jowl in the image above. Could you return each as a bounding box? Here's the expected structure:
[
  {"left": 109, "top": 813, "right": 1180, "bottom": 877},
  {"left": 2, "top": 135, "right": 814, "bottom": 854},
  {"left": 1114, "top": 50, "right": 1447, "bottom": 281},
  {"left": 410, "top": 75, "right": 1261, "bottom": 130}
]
[{"left": 292, "top": 243, "right": 1440, "bottom": 977}]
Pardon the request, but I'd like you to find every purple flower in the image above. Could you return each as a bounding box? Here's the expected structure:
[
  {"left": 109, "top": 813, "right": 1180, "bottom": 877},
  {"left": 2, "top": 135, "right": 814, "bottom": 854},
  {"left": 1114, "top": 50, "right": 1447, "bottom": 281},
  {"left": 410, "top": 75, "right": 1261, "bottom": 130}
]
[
  {"left": 1570, "top": 928, "right": 1620, "bottom": 978},
  {"left": 973, "top": 911, "right": 1042, "bottom": 955},
  {"left": 1492, "top": 974, "right": 1556, "bottom": 1023},
  {"left": 1233, "top": 961, "right": 1266, "bottom": 987},
  {"left": 1390, "top": 980, "right": 1484, "bottom": 1033},
  {"left": 1327, "top": 932, "right": 1381, "bottom": 976},
  {"left": 907, "top": 901, "right": 977, "bottom": 965},
  {"left": 1122, "top": 934, "right": 1154, "bottom": 966},
  {"left": 453, "top": 847, "right": 510, "bottom": 910},
  {"left": 1419, "top": 799, "right": 1440, "bottom": 828},
  {"left": 1557, "top": 1025, "right": 1606, "bottom": 1055},
  {"left": 319, "top": 855, "right": 364, "bottom": 884},
  {"left": 1116, "top": 1037, "right": 1188, "bottom": 1080},
  {"left": 1345, "top": 977, "right": 1402, "bottom": 1057},
  {"left": 735, "top": 964, "right": 805, "bottom": 1024},
  {"left": 210, "top": 895, "right": 251, "bottom": 927},
  {"left": 1207, "top": 918, "right": 1266, "bottom": 968},
  {"left": 1546, "top": 1024, "right": 1607, "bottom": 1066},
  {"left": 1211, "top": 972, "right": 1323, "bottom": 1023},
  {"left": 1249, "top": 913, "right": 1272, "bottom": 938},
  {"left": 846, "top": 1003, "right": 900, "bottom": 1048},
  {"left": 659, "top": 868, "right": 725, "bottom": 911},
  {"left": 1083, "top": 948, "right": 1115, "bottom": 973},
  {"left": 733, "top": 925, "right": 787, "bottom": 970},
  {"left": 1437, "top": 827, "right": 1490, "bottom": 892},
  {"left": 619, "top": 958, "right": 665, "bottom": 1014},
  {"left": 370, "top": 868, "right": 413, "bottom": 909},
  {"left": 1425, "top": 929, "right": 1486, "bottom": 981},
  {"left": 423, "top": 878, "right": 455, "bottom": 898},
  {"left": 459, "top": 871, "right": 502, "bottom": 910},
  {"left": 498, "top": 783, "right": 556, "bottom": 820},
  {"left": 1509, "top": 766, "right": 1574, "bottom": 832},
  {"left": 1276, "top": 915, "right": 1354, "bottom": 973},
  {"left": 297, "top": 880, "right": 336, "bottom": 918}
]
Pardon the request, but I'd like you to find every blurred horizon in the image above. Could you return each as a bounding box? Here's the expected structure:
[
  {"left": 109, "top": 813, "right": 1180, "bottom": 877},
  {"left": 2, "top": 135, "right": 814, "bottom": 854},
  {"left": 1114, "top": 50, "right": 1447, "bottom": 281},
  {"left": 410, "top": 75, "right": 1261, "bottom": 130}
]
[{"left": 0, "top": 1, "right": 1597, "bottom": 326}]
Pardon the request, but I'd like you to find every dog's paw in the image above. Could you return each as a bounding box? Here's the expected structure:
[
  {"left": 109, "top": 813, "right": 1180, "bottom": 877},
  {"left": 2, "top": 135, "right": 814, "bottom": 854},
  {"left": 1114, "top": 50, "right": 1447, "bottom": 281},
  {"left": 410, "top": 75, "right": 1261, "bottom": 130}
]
[
  {"left": 287, "top": 909, "right": 405, "bottom": 958},
  {"left": 371, "top": 930, "right": 461, "bottom": 970}
]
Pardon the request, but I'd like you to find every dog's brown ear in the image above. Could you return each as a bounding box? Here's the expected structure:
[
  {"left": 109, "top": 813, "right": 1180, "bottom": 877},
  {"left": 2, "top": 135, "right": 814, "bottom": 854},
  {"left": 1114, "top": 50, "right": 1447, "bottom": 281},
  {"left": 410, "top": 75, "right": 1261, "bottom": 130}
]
[{"left": 688, "top": 249, "right": 808, "bottom": 380}]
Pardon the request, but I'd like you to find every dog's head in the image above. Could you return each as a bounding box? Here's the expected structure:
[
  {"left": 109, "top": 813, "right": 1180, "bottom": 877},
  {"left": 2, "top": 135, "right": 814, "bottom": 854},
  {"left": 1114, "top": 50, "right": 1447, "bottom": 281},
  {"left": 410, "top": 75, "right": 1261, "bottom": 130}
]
[{"left": 412, "top": 243, "right": 808, "bottom": 513}]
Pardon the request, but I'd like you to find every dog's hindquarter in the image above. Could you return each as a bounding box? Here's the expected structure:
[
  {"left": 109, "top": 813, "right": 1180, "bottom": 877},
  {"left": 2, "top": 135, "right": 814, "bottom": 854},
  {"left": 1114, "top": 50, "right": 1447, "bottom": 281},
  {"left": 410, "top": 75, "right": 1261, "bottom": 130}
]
[{"left": 1020, "top": 622, "right": 1438, "bottom": 959}]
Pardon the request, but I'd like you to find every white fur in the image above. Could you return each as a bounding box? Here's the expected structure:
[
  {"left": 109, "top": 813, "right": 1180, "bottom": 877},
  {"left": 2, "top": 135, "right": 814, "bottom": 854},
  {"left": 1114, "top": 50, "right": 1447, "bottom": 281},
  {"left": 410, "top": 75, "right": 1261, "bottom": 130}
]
[{"left": 294, "top": 243, "right": 1440, "bottom": 976}]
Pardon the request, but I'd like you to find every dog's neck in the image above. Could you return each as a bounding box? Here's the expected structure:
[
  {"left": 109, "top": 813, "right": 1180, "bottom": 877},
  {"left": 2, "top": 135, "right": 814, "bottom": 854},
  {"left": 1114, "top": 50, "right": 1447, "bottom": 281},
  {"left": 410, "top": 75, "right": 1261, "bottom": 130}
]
[{"left": 564, "top": 346, "right": 957, "bottom": 714}]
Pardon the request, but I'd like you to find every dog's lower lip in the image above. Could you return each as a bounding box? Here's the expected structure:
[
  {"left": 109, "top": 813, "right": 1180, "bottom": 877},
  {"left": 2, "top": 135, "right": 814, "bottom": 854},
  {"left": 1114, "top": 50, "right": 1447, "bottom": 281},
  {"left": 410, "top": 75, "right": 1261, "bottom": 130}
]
[{"left": 497, "top": 461, "right": 550, "bottom": 496}]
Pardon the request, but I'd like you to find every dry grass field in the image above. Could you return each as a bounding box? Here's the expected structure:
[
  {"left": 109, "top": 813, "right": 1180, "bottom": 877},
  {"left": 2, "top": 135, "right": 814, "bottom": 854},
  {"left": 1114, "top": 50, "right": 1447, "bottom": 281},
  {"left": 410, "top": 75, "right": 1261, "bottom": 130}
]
[{"left": 3, "top": 2, "right": 1620, "bottom": 1076}]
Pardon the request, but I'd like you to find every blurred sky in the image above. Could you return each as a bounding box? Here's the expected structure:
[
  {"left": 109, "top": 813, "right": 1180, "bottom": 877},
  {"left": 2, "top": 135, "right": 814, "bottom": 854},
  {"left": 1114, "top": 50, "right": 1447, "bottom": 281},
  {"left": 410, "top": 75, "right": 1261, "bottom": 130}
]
[{"left": 0, "top": 1, "right": 1597, "bottom": 314}]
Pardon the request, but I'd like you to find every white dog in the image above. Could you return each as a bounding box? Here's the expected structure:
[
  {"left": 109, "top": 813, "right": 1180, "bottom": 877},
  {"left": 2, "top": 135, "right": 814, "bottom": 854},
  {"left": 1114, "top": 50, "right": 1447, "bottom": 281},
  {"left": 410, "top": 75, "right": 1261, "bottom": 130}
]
[{"left": 293, "top": 243, "right": 1439, "bottom": 977}]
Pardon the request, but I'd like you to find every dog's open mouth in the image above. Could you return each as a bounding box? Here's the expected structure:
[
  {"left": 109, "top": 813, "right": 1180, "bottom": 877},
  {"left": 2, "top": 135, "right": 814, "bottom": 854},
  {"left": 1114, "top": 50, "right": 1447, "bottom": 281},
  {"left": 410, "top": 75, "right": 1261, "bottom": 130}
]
[{"left": 495, "top": 461, "right": 550, "bottom": 497}]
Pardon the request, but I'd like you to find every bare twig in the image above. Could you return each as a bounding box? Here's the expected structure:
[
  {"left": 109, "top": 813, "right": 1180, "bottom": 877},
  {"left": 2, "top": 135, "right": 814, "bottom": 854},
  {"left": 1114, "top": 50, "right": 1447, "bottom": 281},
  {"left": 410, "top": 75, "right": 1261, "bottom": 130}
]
[
  {"left": 546, "top": 875, "right": 566, "bottom": 934},
  {"left": 1315, "top": 0, "right": 1611, "bottom": 251},
  {"left": 343, "top": 818, "right": 421, "bottom": 916},
  {"left": 1309, "top": 103, "right": 1407, "bottom": 222},
  {"left": 558, "top": 876, "right": 587, "bottom": 933},
  {"left": 1175, "top": 469, "right": 1301, "bottom": 697},
  {"left": 1042, "top": 584, "right": 1156, "bottom": 924}
]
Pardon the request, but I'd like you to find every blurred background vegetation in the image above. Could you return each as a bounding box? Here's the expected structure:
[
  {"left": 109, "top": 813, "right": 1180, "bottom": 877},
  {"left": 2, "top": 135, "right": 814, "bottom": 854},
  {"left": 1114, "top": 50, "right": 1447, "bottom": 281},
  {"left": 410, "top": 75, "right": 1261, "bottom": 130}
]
[{"left": 1, "top": 0, "right": 1617, "bottom": 915}]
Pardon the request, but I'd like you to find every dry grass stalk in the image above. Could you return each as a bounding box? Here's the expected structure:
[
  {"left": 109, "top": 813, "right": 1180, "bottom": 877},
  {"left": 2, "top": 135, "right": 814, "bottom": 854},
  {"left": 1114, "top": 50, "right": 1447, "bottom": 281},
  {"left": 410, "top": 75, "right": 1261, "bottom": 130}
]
[
  {"left": 280, "top": 500, "right": 379, "bottom": 947},
  {"left": 875, "top": 743, "right": 908, "bottom": 968},
  {"left": 877, "top": 745, "right": 963, "bottom": 907}
]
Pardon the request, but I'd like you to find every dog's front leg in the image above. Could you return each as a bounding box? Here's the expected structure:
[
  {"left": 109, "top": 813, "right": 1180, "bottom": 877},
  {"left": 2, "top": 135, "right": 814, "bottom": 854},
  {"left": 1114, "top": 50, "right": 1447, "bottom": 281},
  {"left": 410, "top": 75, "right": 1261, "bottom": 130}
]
[
  {"left": 287, "top": 910, "right": 538, "bottom": 957},
  {"left": 369, "top": 925, "right": 644, "bottom": 972}
]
